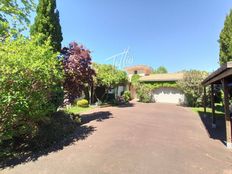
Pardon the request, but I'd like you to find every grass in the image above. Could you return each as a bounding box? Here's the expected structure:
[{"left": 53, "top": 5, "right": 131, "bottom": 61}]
[
  {"left": 192, "top": 103, "right": 225, "bottom": 117},
  {"left": 66, "top": 105, "right": 95, "bottom": 114}
]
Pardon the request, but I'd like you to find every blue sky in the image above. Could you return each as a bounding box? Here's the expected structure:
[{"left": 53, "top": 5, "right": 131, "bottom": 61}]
[{"left": 54, "top": 0, "right": 232, "bottom": 72}]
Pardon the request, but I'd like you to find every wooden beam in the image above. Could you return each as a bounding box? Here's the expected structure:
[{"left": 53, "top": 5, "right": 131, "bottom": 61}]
[
  {"left": 203, "top": 69, "right": 232, "bottom": 86},
  {"left": 222, "top": 79, "right": 232, "bottom": 148},
  {"left": 202, "top": 61, "right": 232, "bottom": 86},
  {"left": 211, "top": 84, "right": 216, "bottom": 128},
  {"left": 203, "top": 86, "right": 207, "bottom": 117}
]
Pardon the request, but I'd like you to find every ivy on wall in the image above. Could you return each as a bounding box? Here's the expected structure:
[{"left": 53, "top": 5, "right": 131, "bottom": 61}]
[
  {"left": 136, "top": 81, "right": 179, "bottom": 103},
  {"left": 142, "top": 81, "right": 179, "bottom": 91}
]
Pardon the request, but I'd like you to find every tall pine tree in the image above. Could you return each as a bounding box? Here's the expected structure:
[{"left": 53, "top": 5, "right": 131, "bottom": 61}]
[
  {"left": 219, "top": 9, "right": 232, "bottom": 65},
  {"left": 31, "top": 0, "right": 63, "bottom": 52}
]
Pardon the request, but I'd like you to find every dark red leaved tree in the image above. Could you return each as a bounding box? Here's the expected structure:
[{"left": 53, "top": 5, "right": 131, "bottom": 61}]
[{"left": 61, "top": 42, "right": 95, "bottom": 104}]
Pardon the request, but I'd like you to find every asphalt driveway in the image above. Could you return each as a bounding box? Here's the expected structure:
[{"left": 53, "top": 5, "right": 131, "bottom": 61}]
[{"left": 1, "top": 102, "right": 232, "bottom": 174}]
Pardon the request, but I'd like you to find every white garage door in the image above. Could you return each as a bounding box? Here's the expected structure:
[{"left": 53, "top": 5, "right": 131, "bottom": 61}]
[{"left": 153, "top": 88, "right": 186, "bottom": 105}]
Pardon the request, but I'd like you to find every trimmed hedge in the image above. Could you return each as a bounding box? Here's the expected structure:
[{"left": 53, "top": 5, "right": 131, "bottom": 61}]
[{"left": 76, "top": 99, "right": 89, "bottom": 108}]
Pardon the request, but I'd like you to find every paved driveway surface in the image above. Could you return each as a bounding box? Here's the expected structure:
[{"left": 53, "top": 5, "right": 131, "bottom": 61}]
[{"left": 1, "top": 102, "right": 232, "bottom": 174}]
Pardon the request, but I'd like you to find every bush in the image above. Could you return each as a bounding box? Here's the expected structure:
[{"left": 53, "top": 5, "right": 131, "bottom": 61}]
[
  {"left": 177, "top": 70, "right": 208, "bottom": 107},
  {"left": 137, "top": 84, "right": 153, "bottom": 103},
  {"left": 76, "top": 99, "right": 89, "bottom": 108},
  {"left": 0, "top": 36, "right": 64, "bottom": 143},
  {"left": 131, "top": 74, "right": 141, "bottom": 86},
  {"left": 31, "top": 111, "right": 79, "bottom": 149},
  {"left": 0, "top": 111, "right": 80, "bottom": 161},
  {"left": 122, "top": 91, "right": 132, "bottom": 102}
]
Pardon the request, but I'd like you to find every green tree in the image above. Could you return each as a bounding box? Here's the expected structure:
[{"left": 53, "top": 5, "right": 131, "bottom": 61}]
[
  {"left": 0, "top": 0, "right": 35, "bottom": 38},
  {"left": 0, "top": 35, "right": 64, "bottom": 142},
  {"left": 153, "top": 66, "right": 168, "bottom": 74},
  {"left": 30, "top": 0, "right": 63, "bottom": 52},
  {"left": 177, "top": 70, "right": 208, "bottom": 107},
  {"left": 93, "top": 63, "right": 128, "bottom": 101},
  {"left": 219, "top": 9, "right": 232, "bottom": 65},
  {"left": 94, "top": 63, "right": 128, "bottom": 88}
]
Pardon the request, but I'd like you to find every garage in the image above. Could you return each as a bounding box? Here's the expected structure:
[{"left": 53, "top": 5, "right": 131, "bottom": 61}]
[
  {"left": 139, "top": 73, "right": 186, "bottom": 105},
  {"left": 153, "top": 87, "right": 185, "bottom": 104}
]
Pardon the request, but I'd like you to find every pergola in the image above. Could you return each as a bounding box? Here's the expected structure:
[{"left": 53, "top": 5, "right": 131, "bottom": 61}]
[{"left": 202, "top": 62, "right": 232, "bottom": 149}]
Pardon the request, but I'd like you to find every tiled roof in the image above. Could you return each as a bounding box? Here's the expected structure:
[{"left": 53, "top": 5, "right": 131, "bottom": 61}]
[
  {"left": 139, "top": 73, "right": 184, "bottom": 82},
  {"left": 124, "top": 65, "right": 153, "bottom": 72}
]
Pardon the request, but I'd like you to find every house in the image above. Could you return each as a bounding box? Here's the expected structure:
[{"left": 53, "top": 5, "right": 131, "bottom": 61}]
[
  {"left": 125, "top": 65, "right": 153, "bottom": 81},
  {"left": 125, "top": 65, "right": 186, "bottom": 104},
  {"left": 124, "top": 65, "right": 153, "bottom": 98},
  {"left": 139, "top": 73, "right": 186, "bottom": 105}
]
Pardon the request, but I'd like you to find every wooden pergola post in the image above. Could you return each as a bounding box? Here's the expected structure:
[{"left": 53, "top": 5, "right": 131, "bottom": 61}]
[
  {"left": 211, "top": 84, "right": 216, "bottom": 128},
  {"left": 203, "top": 86, "right": 207, "bottom": 118},
  {"left": 222, "top": 78, "right": 232, "bottom": 148}
]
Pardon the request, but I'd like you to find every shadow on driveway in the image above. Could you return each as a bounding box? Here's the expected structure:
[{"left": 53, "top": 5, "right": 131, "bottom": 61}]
[
  {"left": 81, "top": 111, "right": 114, "bottom": 124},
  {"left": 115, "top": 102, "right": 135, "bottom": 108},
  {"left": 196, "top": 111, "right": 226, "bottom": 146},
  {"left": 0, "top": 111, "right": 113, "bottom": 169}
]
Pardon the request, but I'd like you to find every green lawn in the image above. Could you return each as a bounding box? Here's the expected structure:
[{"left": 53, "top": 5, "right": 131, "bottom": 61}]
[
  {"left": 192, "top": 103, "right": 224, "bottom": 117},
  {"left": 66, "top": 106, "right": 95, "bottom": 114}
]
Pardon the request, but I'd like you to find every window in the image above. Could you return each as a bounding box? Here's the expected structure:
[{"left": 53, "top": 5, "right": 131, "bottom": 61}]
[{"left": 134, "top": 70, "right": 138, "bottom": 74}]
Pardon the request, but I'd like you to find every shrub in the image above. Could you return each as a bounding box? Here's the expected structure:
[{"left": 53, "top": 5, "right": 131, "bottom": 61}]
[
  {"left": 76, "top": 99, "right": 89, "bottom": 108},
  {"left": 122, "top": 91, "right": 132, "bottom": 102},
  {"left": 0, "top": 36, "right": 64, "bottom": 143},
  {"left": 177, "top": 70, "right": 208, "bottom": 107},
  {"left": 32, "top": 111, "right": 79, "bottom": 149},
  {"left": 131, "top": 74, "right": 141, "bottom": 86},
  {"left": 137, "top": 84, "right": 153, "bottom": 103}
]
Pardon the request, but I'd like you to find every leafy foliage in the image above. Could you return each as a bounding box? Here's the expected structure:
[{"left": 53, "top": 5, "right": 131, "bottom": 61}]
[
  {"left": 137, "top": 84, "right": 153, "bottom": 103},
  {"left": 0, "top": 111, "right": 81, "bottom": 162},
  {"left": 145, "top": 81, "right": 178, "bottom": 90},
  {"left": 152, "top": 66, "right": 168, "bottom": 74},
  {"left": 219, "top": 9, "right": 232, "bottom": 65},
  {"left": 0, "top": 0, "right": 35, "bottom": 38},
  {"left": 31, "top": 111, "right": 80, "bottom": 149},
  {"left": 0, "top": 36, "right": 64, "bottom": 142},
  {"left": 93, "top": 63, "right": 128, "bottom": 88},
  {"left": 177, "top": 70, "right": 208, "bottom": 107},
  {"left": 93, "top": 63, "right": 128, "bottom": 102},
  {"left": 131, "top": 74, "right": 141, "bottom": 87},
  {"left": 76, "top": 99, "right": 89, "bottom": 108},
  {"left": 61, "top": 42, "right": 95, "bottom": 104},
  {"left": 122, "top": 91, "right": 132, "bottom": 103},
  {"left": 30, "top": 0, "right": 63, "bottom": 52}
]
